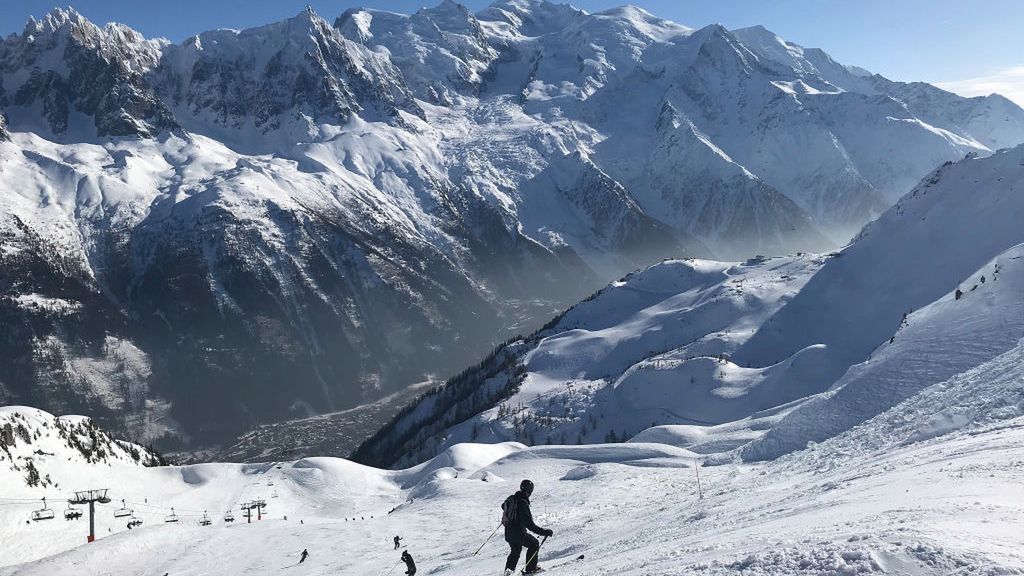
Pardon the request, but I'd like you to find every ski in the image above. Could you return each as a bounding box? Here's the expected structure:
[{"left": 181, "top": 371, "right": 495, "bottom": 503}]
[{"left": 546, "top": 554, "right": 585, "bottom": 571}]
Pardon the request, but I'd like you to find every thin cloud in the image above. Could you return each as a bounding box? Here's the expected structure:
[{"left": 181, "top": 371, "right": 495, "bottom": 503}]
[{"left": 935, "top": 66, "right": 1024, "bottom": 107}]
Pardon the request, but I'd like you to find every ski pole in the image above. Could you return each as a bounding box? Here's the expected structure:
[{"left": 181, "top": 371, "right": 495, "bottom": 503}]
[
  {"left": 383, "top": 559, "right": 402, "bottom": 576},
  {"left": 474, "top": 521, "right": 503, "bottom": 555},
  {"left": 520, "top": 535, "right": 548, "bottom": 575}
]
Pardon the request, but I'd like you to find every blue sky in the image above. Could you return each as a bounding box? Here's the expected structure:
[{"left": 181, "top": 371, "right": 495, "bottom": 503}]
[{"left": 3, "top": 0, "right": 1022, "bottom": 104}]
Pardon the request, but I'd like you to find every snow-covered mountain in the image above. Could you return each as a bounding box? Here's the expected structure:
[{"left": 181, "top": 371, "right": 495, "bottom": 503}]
[
  {"left": 354, "top": 142, "right": 1024, "bottom": 468},
  {"left": 2, "top": 1, "right": 1024, "bottom": 451}
]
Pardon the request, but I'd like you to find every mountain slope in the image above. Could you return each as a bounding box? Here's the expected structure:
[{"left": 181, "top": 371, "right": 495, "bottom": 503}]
[
  {"left": 735, "top": 145, "right": 1024, "bottom": 400},
  {"left": 356, "top": 142, "right": 1024, "bottom": 468},
  {"left": 352, "top": 253, "right": 828, "bottom": 467}
]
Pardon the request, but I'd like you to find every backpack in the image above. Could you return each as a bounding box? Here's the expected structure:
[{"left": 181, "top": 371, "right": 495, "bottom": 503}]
[{"left": 501, "top": 495, "right": 518, "bottom": 526}]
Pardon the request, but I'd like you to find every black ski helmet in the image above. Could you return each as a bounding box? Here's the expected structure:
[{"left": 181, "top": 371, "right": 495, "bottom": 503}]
[{"left": 520, "top": 479, "right": 534, "bottom": 496}]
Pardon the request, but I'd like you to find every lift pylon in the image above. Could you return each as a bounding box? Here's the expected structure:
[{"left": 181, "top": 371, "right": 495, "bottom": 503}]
[{"left": 68, "top": 489, "right": 111, "bottom": 543}]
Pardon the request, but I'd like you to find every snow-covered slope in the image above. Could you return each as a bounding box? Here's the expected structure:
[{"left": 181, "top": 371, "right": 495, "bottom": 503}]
[
  {"left": 0, "top": 406, "right": 161, "bottom": 496},
  {"left": 3, "top": 1, "right": 1024, "bottom": 451},
  {"left": 743, "top": 243, "right": 1024, "bottom": 460},
  {"left": 734, "top": 145, "right": 1024, "bottom": 459},
  {"left": 3, "top": 391, "right": 1024, "bottom": 575},
  {"left": 353, "top": 253, "right": 828, "bottom": 467},
  {"left": 357, "top": 142, "right": 1024, "bottom": 469}
]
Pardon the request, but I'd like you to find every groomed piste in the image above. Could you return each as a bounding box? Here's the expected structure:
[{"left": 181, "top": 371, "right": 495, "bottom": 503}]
[{"left": 2, "top": 376, "right": 1023, "bottom": 576}]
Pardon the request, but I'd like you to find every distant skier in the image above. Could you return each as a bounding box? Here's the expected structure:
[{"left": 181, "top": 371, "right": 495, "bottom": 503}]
[
  {"left": 299, "top": 549, "right": 310, "bottom": 564},
  {"left": 394, "top": 535, "right": 403, "bottom": 549},
  {"left": 502, "top": 479, "right": 553, "bottom": 575},
  {"left": 401, "top": 550, "right": 416, "bottom": 575}
]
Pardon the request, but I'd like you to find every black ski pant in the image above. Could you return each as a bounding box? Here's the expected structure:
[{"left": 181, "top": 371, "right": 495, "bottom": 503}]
[{"left": 506, "top": 532, "right": 540, "bottom": 573}]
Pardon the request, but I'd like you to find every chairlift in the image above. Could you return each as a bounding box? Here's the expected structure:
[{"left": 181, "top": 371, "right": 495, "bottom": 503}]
[
  {"left": 113, "top": 499, "right": 132, "bottom": 518},
  {"left": 224, "top": 510, "right": 235, "bottom": 523},
  {"left": 64, "top": 504, "right": 83, "bottom": 521},
  {"left": 127, "top": 515, "right": 143, "bottom": 529},
  {"left": 31, "top": 498, "right": 55, "bottom": 522},
  {"left": 266, "top": 481, "right": 274, "bottom": 486},
  {"left": 271, "top": 491, "right": 278, "bottom": 498},
  {"left": 164, "top": 508, "right": 179, "bottom": 523},
  {"left": 199, "top": 511, "right": 212, "bottom": 526}
]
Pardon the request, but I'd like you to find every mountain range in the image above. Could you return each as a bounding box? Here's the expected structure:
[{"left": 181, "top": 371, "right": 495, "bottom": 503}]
[
  {"left": 353, "top": 141, "right": 1024, "bottom": 467},
  {"left": 2, "top": 0, "right": 1023, "bottom": 451}
]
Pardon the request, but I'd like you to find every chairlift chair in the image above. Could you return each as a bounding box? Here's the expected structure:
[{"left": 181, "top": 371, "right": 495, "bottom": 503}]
[
  {"left": 127, "top": 515, "right": 143, "bottom": 529},
  {"left": 64, "top": 505, "right": 83, "bottom": 521},
  {"left": 224, "top": 510, "right": 235, "bottom": 523},
  {"left": 113, "top": 499, "right": 133, "bottom": 518},
  {"left": 199, "top": 511, "right": 212, "bottom": 526},
  {"left": 31, "top": 498, "right": 55, "bottom": 522},
  {"left": 271, "top": 491, "right": 278, "bottom": 498},
  {"left": 164, "top": 508, "right": 179, "bottom": 523}
]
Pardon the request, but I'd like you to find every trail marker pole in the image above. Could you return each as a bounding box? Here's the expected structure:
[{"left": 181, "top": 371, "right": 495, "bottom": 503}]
[{"left": 694, "top": 459, "right": 703, "bottom": 499}]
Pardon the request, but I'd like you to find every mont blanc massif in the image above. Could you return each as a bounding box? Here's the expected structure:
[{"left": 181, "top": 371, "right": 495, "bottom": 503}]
[{"left": 1, "top": 1, "right": 1023, "bottom": 575}]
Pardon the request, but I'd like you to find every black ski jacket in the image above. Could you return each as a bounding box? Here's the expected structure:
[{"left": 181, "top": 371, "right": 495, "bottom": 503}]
[
  {"left": 502, "top": 490, "right": 545, "bottom": 544},
  {"left": 402, "top": 551, "right": 416, "bottom": 570}
]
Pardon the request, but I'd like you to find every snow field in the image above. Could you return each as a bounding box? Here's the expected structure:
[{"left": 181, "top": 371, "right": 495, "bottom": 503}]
[{"left": 3, "top": 399, "right": 1023, "bottom": 575}]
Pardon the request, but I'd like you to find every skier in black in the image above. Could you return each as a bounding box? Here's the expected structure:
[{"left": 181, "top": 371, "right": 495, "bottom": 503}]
[
  {"left": 502, "top": 479, "right": 553, "bottom": 575},
  {"left": 401, "top": 550, "right": 416, "bottom": 575},
  {"left": 394, "top": 535, "right": 403, "bottom": 549},
  {"left": 299, "top": 549, "right": 310, "bottom": 564}
]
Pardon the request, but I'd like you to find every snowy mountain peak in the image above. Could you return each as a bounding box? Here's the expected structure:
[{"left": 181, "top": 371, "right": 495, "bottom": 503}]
[
  {"left": 28, "top": 6, "right": 85, "bottom": 35},
  {"left": 1, "top": 7, "right": 172, "bottom": 137},
  {"left": 277, "top": 5, "right": 335, "bottom": 36},
  {"left": 590, "top": 4, "right": 692, "bottom": 40},
  {"left": 156, "top": 7, "right": 424, "bottom": 140},
  {"left": 422, "top": 0, "right": 474, "bottom": 19},
  {"left": 478, "top": 0, "right": 586, "bottom": 38},
  {"left": 414, "top": 0, "right": 489, "bottom": 44}
]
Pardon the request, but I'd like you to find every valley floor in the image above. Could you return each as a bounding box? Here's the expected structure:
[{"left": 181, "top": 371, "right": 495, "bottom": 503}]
[{"left": 2, "top": 413, "right": 1022, "bottom": 576}]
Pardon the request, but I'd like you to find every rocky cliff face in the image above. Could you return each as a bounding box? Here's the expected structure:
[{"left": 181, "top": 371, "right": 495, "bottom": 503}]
[{"left": 0, "top": 8, "right": 174, "bottom": 137}]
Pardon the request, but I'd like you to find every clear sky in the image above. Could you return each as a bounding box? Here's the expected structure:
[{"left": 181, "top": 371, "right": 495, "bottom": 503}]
[{"left": 2, "top": 0, "right": 1022, "bottom": 105}]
